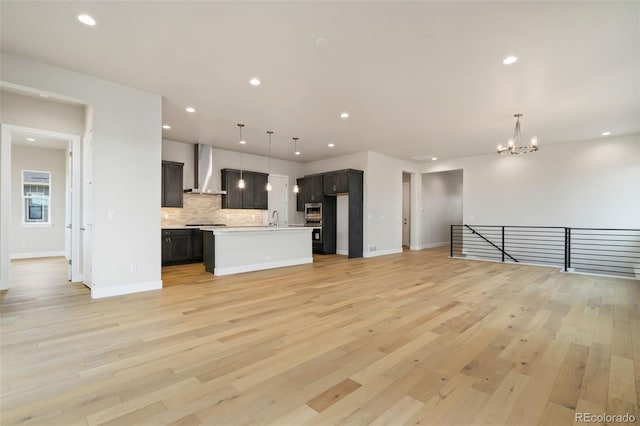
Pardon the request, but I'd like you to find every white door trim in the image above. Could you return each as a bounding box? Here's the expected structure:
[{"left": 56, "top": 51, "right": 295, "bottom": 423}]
[{"left": 267, "top": 174, "right": 289, "bottom": 226}]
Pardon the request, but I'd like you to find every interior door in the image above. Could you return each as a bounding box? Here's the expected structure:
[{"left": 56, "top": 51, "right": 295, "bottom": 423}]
[
  {"left": 267, "top": 175, "right": 288, "bottom": 226},
  {"left": 402, "top": 181, "right": 411, "bottom": 247}
]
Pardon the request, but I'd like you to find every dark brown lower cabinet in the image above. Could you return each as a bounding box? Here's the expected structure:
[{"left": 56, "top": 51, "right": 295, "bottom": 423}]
[{"left": 162, "top": 229, "right": 203, "bottom": 265}]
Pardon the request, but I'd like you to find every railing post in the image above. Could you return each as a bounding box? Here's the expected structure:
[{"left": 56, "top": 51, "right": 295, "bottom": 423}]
[
  {"left": 564, "top": 227, "right": 568, "bottom": 272},
  {"left": 450, "top": 225, "right": 454, "bottom": 257},
  {"left": 501, "top": 226, "right": 505, "bottom": 262},
  {"left": 567, "top": 227, "right": 571, "bottom": 270}
]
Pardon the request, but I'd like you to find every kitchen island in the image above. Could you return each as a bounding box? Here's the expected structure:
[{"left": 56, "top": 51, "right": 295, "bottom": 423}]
[{"left": 200, "top": 226, "right": 313, "bottom": 276}]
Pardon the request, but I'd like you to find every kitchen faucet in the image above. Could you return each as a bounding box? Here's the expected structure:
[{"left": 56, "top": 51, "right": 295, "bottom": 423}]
[{"left": 272, "top": 210, "right": 279, "bottom": 228}]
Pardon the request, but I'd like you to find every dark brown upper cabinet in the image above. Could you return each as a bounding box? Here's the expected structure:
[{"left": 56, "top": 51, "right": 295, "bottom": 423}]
[
  {"left": 304, "top": 174, "right": 323, "bottom": 203},
  {"left": 296, "top": 178, "right": 305, "bottom": 211},
  {"left": 221, "top": 168, "right": 268, "bottom": 210},
  {"left": 162, "top": 161, "right": 184, "bottom": 207},
  {"left": 323, "top": 171, "right": 350, "bottom": 195}
]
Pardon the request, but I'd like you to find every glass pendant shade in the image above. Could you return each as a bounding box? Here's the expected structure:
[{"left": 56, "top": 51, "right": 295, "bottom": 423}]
[
  {"left": 266, "top": 131, "right": 273, "bottom": 191},
  {"left": 238, "top": 123, "right": 245, "bottom": 188},
  {"left": 292, "top": 137, "right": 299, "bottom": 194}
]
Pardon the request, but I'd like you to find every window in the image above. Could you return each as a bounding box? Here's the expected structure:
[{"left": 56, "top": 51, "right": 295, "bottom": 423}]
[{"left": 23, "top": 170, "right": 51, "bottom": 224}]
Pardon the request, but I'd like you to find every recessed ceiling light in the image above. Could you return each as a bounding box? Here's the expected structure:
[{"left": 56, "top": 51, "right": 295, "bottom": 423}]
[
  {"left": 502, "top": 56, "right": 518, "bottom": 65},
  {"left": 162, "top": 124, "right": 171, "bottom": 129},
  {"left": 249, "top": 78, "right": 261, "bottom": 86},
  {"left": 27, "top": 138, "right": 36, "bottom": 142},
  {"left": 185, "top": 107, "right": 195, "bottom": 113},
  {"left": 601, "top": 131, "right": 611, "bottom": 136},
  {"left": 316, "top": 37, "right": 329, "bottom": 46},
  {"left": 340, "top": 112, "right": 349, "bottom": 119},
  {"left": 431, "top": 157, "right": 438, "bottom": 161},
  {"left": 295, "top": 151, "right": 301, "bottom": 156},
  {"left": 328, "top": 143, "right": 335, "bottom": 148},
  {"left": 239, "top": 140, "right": 247, "bottom": 145},
  {"left": 39, "top": 93, "right": 49, "bottom": 98},
  {"left": 77, "top": 14, "right": 96, "bottom": 26}
]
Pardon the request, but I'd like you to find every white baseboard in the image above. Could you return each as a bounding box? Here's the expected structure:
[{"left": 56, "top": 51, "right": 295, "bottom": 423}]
[
  {"left": 214, "top": 257, "right": 313, "bottom": 276},
  {"left": 10, "top": 251, "right": 66, "bottom": 259},
  {"left": 91, "top": 280, "right": 163, "bottom": 299},
  {"left": 364, "top": 248, "right": 403, "bottom": 258},
  {"left": 336, "top": 249, "right": 348, "bottom": 256},
  {"left": 414, "top": 242, "right": 448, "bottom": 250}
]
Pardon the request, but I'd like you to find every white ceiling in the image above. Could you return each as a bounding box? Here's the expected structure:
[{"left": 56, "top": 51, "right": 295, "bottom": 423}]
[
  {"left": 11, "top": 133, "right": 69, "bottom": 151},
  {"left": 1, "top": 1, "right": 638, "bottom": 162}
]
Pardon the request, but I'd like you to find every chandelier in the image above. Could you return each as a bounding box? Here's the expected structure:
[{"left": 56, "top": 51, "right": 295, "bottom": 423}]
[{"left": 497, "top": 113, "right": 539, "bottom": 155}]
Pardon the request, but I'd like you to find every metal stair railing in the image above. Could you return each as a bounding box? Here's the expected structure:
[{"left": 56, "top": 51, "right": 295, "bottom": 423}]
[
  {"left": 450, "top": 225, "right": 640, "bottom": 279},
  {"left": 464, "top": 225, "right": 518, "bottom": 262}
]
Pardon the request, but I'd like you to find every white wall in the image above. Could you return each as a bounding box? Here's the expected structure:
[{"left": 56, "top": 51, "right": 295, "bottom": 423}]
[
  {"left": 365, "top": 152, "right": 421, "bottom": 256},
  {"left": 10, "top": 145, "right": 66, "bottom": 257},
  {"left": 301, "top": 152, "right": 368, "bottom": 176},
  {"left": 162, "top": 138, "right": 194, "bottom": 190},
  {"left": 1, "top": 90, "right": 84, "bottom": 286},
  {"left": 421, "top": 170, "right": 463, "bottom": 248},
  {"left": 1, "top": 53, "right": 162, "bottom": 298},
  {"left": 423, "top": 133, "right": 640, "bottom": 228},
  {"left": 163, "top": 139, "right": 304, "bottom": 225},
  {"left": 0, "top": 90, "right": 85, "bottom": 135}
]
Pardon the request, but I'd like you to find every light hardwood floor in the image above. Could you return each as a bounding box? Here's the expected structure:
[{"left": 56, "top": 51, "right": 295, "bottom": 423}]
[{"left": 1, "top": 248, "right": 638, "bottom": 425}]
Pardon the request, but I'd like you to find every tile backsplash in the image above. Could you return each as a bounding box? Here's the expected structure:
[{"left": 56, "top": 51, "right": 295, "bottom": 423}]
[{"left": 161, "top": 193, "right": 267, "bottom": 227}]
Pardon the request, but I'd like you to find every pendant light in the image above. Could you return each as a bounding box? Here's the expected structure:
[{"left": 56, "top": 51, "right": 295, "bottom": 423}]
[
  {"left": 237, "top": 124, "right": 245, "bottom": 189},
  {"left": 266, "top": 131, "right": 273, "bottom": 191},
  {"left": 293, "top": 137, "right": 299, "bottom": 193}
]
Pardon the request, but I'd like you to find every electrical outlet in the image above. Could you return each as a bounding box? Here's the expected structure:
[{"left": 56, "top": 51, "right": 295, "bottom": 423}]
[
  {"left": 369, "top": 245, "right": 377, "bottom": 251},
  {"left": 21, "top": 242, "right": 27, "bottom": 248},
  {"left": 129, "top": 264, "right": 137, "bottom": 274}
]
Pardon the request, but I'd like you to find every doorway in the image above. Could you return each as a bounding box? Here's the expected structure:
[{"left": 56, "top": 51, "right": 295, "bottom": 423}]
[
  {"left": 0, "top": 124, "right": 81, "bottom": 290},
  {"left": 402, "top": 172, "right": 411, "bottom": 248},
  {"left": 267, "top": 174, "right": 288, "bottom": 227},
  {"left": 421, "top": 169, "right": 463, "bottom": 248}
]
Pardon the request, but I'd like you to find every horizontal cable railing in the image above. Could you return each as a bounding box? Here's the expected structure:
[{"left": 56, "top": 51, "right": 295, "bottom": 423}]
[{"left": 450, "top": 225, "right": 640, "bottom": 279}]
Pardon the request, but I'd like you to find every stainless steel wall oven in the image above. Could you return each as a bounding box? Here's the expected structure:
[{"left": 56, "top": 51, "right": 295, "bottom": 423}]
[{"left": 304, "top": 203, "right": 322, "bottom": 226}]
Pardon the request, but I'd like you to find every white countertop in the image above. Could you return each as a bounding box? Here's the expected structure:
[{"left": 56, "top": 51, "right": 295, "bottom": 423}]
[
  {"left": 201, "top": 226, "right": 313, "bottom": 234},
  {"left": 161, "top": 226, "right": 200, "bottom": 229}
]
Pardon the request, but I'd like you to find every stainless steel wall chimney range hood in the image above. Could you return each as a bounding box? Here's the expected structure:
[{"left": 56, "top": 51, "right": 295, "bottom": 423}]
[{"left": 184, "top": 144, "right": 227, "bottom": 195}]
